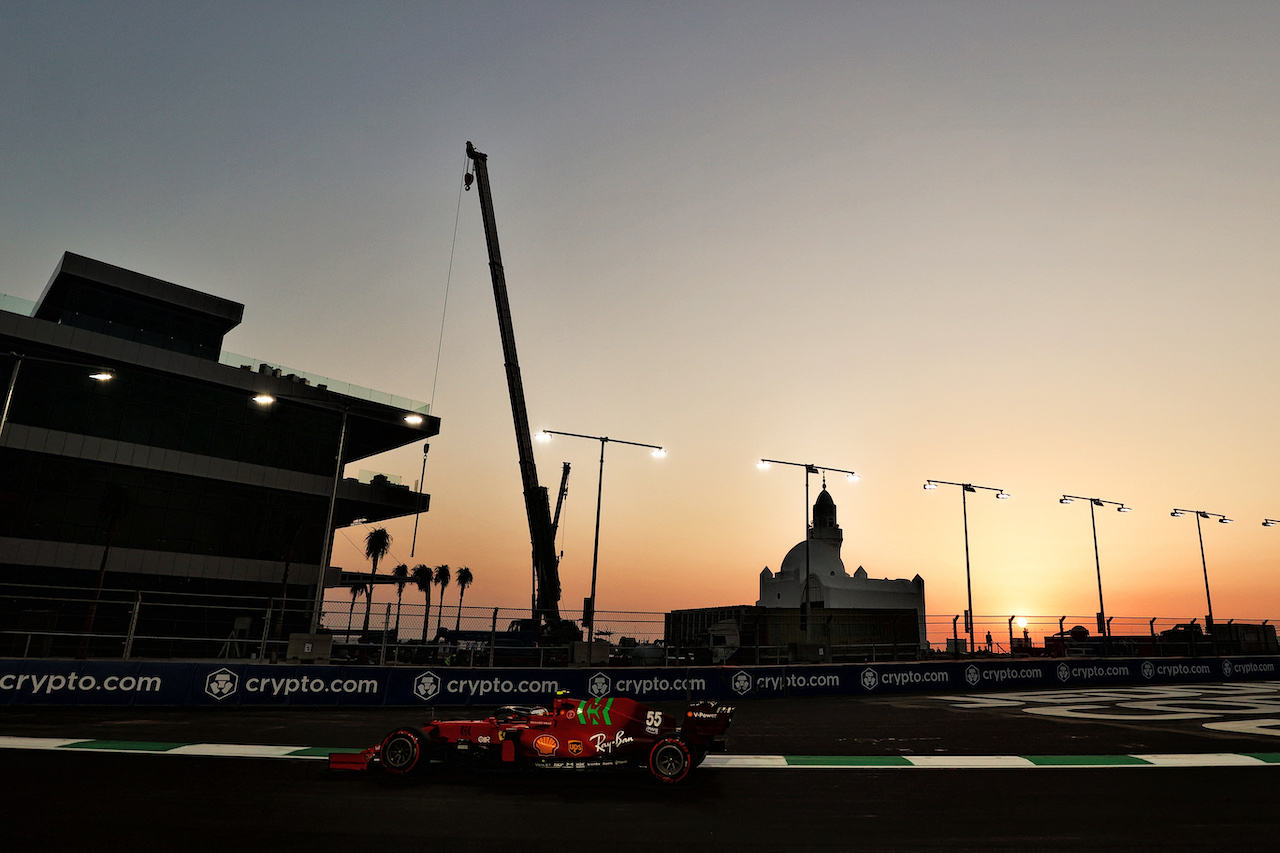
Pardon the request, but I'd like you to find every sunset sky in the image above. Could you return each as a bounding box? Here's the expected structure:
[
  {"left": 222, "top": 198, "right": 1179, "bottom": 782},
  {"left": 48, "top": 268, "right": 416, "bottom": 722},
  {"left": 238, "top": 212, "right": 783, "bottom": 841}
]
[{"left": 3, "top": 2, "right": 1278, "bottom": 636}]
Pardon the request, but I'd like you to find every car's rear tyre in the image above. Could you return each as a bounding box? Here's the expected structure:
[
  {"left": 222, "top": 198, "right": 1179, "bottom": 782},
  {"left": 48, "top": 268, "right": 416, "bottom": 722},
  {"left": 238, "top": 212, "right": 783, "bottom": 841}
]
[
  {"left": 379, "top": 727, "right": 427, "bottom": 776},
  {"left": 648, "top": 737, "right": 692, "bottom": 784}
]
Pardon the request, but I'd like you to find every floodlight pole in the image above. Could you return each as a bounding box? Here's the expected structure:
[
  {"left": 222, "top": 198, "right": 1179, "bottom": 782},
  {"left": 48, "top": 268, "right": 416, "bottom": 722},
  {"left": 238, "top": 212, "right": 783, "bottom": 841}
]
[
  {"left": 311, "top": 406, "right": 349, "bottom": 634},
  {"left": 1061, "top": 495, "right": 1130, "bottom": 655},
  {"left": 538, "top": 430, "right": 665, "bottom": 647},
  {"left": 410, "top": 443, "right": 430, "bottom": 557},
  {"left": 925, "top": 480, "right": 1008, "bottom": 654},
  {"left": 1172, "top": 507, "right": 1232, "bottom": 655}
]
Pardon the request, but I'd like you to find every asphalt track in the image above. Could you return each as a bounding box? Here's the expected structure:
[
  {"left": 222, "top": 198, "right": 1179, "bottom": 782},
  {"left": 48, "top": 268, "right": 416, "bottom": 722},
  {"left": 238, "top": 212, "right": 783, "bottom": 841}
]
[{"left": 5, "top": 683, "right": 1280, "bottom": 851}]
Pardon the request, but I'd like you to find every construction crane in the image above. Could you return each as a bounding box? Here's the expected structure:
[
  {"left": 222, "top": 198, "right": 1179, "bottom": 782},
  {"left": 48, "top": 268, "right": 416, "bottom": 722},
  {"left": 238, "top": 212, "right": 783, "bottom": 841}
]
[{"left": 465, "top": 141, "right": 577, "bottom": 639}]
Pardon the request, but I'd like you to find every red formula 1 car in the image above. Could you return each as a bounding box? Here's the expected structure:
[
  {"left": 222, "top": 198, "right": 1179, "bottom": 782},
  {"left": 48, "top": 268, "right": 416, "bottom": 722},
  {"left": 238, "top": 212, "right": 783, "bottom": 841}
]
[{"left": 329, "top": 694, "right": 733, "bottom": 784}]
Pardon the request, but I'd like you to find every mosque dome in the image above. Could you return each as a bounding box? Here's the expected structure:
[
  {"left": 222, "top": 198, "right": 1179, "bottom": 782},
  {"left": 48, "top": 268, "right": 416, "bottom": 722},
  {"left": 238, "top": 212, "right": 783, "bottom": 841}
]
[{"left": 778, "top": 537, "right": 847, "bottom": 580}]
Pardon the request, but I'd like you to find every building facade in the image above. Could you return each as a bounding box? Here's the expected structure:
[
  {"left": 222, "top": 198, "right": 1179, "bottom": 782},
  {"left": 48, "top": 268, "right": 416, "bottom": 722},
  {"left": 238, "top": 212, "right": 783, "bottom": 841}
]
[
  {"left": 0, "top": 253, "right": 440, "bottom": 655},
  {"left": 757, "top": 488, "right": 928, "bottom": 644}
]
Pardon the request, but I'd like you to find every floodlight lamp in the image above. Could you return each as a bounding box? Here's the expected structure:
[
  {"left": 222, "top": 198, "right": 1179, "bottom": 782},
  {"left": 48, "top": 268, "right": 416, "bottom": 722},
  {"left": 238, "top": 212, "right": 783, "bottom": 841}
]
[
  {"left": 1198, "top": 511, "right": 1211, "bottom": 519},
  {"left": 846, "top": 472, "right": 860, "bottom": 482},
  {"left": 963, "top": 484, "right": 977, "bottom": 493},
  {"left": 1092, "top": 499, "right": 1105, "bottom": 507},
  {"left": 651, "top": 447, "right": 667, "bottom": 458},
  {"left": 757, "top": 460, "right": 771, "bottom": 470},
  {"left": 89, "top": 372, "right": 113, "bottom": 381},
  {"left": 535, "top": 431, "right": 552, "bottom": 442},
  {"left": 1171, "top": 510, "right": 1185, "bottom": 517},
  {"left": 1117, "top": 505, "right": 1131, "bottom": 513},
  {"left": 1219, "top": 517, "right": 1233, "bottom": 524},
  {"left": 252, "top": 394, "right": 275, "bottom": 405},
  {"left": 1059, "top": 497, "right": 1074, "bottom": 504},
  {"left": 1264, "top": 520, "right": 1278, "bottom": 527},
  {"left": 404, "top": 414, "right": 424, "bottom": 425},
  {"left": 923, "top": 481, "right": 937, "bottom": 490},
  {"left": 995, "top": 491, "right": 1010, "bottom": 500}
]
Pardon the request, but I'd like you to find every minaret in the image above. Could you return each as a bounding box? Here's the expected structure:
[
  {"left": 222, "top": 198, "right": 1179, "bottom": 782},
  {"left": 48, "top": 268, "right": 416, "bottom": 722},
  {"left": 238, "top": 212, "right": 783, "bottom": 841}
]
[{"left": 810, "top": 487, "right": 843, "bottom": 545}]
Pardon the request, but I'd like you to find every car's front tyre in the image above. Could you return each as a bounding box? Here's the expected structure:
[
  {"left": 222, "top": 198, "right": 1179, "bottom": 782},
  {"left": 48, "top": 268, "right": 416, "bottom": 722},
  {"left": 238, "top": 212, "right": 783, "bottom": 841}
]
[{"left": 379, "top": 727, "right": 428, "bottom": 776}]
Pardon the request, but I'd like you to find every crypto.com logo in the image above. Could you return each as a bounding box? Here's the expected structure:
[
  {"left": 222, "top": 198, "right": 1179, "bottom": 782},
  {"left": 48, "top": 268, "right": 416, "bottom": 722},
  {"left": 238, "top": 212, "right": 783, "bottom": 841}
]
[
  {"left": 587, "top": 672, "right": 611, "bottom": 699},
  {"left": 205, "top": 667, "right": 238, "bottom": 701},
  {"left": 413, "top": 671, "right": 441, "bottom": 702},
  {"left": 731, "top": 671, "right": 753, "bottom": 696},
  {"left": 860, "top": 669, "right": 879, "bottom": 691},
  {"left": 965, "top": 665, "right": 981, "bottom": 687}
]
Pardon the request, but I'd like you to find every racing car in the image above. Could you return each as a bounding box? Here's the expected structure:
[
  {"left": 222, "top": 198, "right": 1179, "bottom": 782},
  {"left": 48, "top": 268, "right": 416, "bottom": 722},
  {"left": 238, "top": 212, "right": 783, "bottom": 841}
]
[{"left": 329, "top": 693, "right": 733, "bottom": 784}]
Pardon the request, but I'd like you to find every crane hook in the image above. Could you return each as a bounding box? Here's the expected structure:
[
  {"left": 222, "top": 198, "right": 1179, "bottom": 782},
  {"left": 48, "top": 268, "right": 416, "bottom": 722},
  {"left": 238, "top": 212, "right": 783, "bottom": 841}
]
[{"left": 464, "top": 172, "right": 474, "bottom": 191}]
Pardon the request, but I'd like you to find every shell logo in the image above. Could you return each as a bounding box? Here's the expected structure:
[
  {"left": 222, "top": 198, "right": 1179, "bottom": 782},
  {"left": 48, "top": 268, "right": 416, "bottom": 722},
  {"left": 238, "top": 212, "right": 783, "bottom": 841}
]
[{"left": 533, "top": 735, "right": 559, "bottom": 756}]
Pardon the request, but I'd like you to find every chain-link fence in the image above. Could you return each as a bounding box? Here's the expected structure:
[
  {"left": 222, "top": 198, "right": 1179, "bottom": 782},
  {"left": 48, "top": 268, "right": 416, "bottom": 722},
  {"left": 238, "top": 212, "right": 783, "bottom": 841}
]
[{"left": 2, "top": 582, "right": 1274, "bottom": 664}]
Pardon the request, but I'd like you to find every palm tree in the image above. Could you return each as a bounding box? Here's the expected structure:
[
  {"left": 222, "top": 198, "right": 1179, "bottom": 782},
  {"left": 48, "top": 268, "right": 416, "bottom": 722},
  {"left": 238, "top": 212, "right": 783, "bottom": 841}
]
[
  {"left": 411, "top": 564, "right": 433, "bottom": 642},
  {"left": 360, "top": 527, "right": 392, "bottom": 640},
  {"left": 454, "top": 566, "right": 473, "bottom": 631},
  {"left": 432, "top": 564, "right": 451, "bottom": 638},
  {"left": 345, "top": 581, "right": 366, "bottom": 640},
  {"left": 391, "top": 563, "right": 409, "bottom": 642}
]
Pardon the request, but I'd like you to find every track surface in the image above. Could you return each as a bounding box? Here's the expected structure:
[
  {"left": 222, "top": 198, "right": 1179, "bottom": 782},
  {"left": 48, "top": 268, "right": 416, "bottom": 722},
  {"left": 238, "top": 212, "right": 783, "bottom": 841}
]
[{"left": 5, "top": 684, "right": 1280, "bottom": 851}]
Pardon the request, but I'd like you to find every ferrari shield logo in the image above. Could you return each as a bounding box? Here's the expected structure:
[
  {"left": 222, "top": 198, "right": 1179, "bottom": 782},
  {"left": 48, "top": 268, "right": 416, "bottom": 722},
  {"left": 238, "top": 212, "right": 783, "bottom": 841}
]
[{"left": 568, "top": 740, "right": 583, "bottom": 756}]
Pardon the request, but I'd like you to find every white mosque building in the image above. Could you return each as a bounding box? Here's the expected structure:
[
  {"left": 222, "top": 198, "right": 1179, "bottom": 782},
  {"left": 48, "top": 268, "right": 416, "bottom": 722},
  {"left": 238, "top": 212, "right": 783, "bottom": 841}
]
[{"left": 757, "top": 487, "right": 928, "bottom": 643}]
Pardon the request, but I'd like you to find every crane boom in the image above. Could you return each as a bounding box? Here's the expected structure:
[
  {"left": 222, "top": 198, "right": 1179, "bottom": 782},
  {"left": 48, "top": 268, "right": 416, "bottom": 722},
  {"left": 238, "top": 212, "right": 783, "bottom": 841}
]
[{"left": 465, "top": 141, "right": 566, "bottom": 631}]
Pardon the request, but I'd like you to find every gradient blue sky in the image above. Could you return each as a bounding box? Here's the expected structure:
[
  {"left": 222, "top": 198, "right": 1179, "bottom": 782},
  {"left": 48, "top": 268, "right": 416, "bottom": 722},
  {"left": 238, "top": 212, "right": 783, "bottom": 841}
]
[{"left": 3, "top": 2, "right": 1278, "bottom": 630}]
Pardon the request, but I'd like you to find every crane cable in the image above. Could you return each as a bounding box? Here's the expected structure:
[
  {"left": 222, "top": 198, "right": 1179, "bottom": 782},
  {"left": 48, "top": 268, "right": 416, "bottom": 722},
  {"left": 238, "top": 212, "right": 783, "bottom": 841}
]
[{"left": 428, "top": 154, "right": 470, "bottom": 410}]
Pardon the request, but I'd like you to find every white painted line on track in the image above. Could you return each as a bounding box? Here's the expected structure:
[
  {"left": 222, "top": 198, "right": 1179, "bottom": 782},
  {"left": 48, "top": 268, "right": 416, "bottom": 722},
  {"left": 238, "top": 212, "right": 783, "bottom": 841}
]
[
  {"left": 167, "top": 744, "right": 316, "bottom": 758},
  {"left": 703, "top": 755, "right": 788, "bottom": 768},
  {"left": 0, "top": 736, "right": 87, "bottom": 750},
  {"left": 905, "top": 756, "right": 1036, "bottom": 768},
  {"left": 1202, "top": 718, "right": 1280, "bottom": 737},
  {"left": 1131, "top": 753, "right": 1268, "bottom": 766}
]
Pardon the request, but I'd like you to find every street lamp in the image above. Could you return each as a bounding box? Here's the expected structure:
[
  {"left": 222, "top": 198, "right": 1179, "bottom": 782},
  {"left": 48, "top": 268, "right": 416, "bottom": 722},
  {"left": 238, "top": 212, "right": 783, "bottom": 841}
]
[
  {"left": 410, "top": 443, "right": 430, "bottom": 557},
  {"left": 2, "top": 351, "right": 115, "bottom": 439},
  {"left": 1263, "top": 519, "right": 1279, "bottom": 528},
  {"left": 758, "top": 458, "right": 859, "bottom": 642},
  {"left": 924, "top": 479, "right": 1009, "bottom": 654},
  {"left": 252, "top": 392, "right": 430, "bottom": 634},
  {"left": 536, "top": 429, "right": 665, "bottom": 646},
  {"left": 1170, "top": 508, "right": 1232, "bottom": 643},
  {"left": 1060, "top": 495, "right": 1131, "bottom": 651}
]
